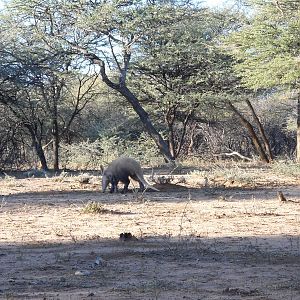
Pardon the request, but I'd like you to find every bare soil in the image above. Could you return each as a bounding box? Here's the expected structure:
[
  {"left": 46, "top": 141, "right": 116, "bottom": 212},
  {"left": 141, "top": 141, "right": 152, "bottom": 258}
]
[{"left": 0, "top": 167, "right": 300, "bottom": 300}]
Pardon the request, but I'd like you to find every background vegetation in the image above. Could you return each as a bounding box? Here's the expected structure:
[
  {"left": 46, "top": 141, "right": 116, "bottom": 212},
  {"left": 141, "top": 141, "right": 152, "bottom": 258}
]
[{"left": 0, "top": 0, "right": 299, "bottom": 170}]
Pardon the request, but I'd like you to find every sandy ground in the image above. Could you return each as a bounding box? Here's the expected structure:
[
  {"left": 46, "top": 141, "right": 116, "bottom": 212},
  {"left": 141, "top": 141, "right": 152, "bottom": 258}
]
[{"left": 0, "top": 167, "right": 300, "bottom": 299}]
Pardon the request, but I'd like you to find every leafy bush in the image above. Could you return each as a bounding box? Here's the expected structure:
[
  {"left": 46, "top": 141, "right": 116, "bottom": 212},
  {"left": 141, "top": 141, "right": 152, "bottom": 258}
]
[
  {"left": 60, "top": 133, "right": 163, "bottom": 170},
  {"left": 60, "top": 140, "right": 104, "bottom": 170},
  {"left": 120, "top": 132, "right": 162, "bottom": 166},
  {"left": 271, "top": 160, "right": 300, "bottom": 178}
]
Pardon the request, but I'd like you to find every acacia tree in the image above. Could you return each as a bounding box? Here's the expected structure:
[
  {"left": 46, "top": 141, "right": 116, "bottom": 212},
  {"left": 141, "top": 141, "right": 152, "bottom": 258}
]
[
  {"left": 0, "top": 12, "right": 101, "bottom": 170},
  {"left": 228, "top": 0, "right": 300, "bottom": 161},
  {"left": 36, "top": 66, "right": 101, "bottom": 170},
  {"left": 0, "top": 31, "right": 50, "bottom": 169},
  {"left": 6, "top": 0, "right": 213, "bottom": 163},
  {"left": 129, "top": 9, "right": 241, "bottom": 158}
]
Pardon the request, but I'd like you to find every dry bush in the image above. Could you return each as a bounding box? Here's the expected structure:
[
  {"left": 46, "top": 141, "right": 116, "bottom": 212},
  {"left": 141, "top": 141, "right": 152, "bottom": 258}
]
[{"left": 82, "top": 201, "right": 105, "bottom": 214}]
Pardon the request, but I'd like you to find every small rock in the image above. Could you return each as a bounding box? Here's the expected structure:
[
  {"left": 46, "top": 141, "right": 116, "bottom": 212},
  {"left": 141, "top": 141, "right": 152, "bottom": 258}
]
[
  {"left": 95, "top": 256, "right": 101, "bottom": 265},
  {"left": 75, "top": 270, "right": 91, "bottom": 276},
  {"left": 78, "top": 174, "right": 90, "bottom": 184},
  {"left": 93, "top": 256, "right": 105, "bottom": 267}
]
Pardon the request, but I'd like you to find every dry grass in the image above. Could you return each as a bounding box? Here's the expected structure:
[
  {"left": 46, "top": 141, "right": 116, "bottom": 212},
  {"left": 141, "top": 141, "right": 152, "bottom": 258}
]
[{"left": 0, "top": 162, "right": 299, "bottom": 299}]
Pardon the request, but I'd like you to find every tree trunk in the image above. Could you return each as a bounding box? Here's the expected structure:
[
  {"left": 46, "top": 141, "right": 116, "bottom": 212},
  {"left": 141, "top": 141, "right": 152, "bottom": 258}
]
[
  {"left": 297, "top": 94, "right": 300, "bottom": 163},
  {"left": 52, "top": 118, "right": 59, "bottom": 171},
  {"left": 228, "top": 101, "right": 270, "bottom": 163},
  {"left": 165, "top": 106, "right": 176, "bottom": 159},
  {"left": 168, "top": 124, "right": 176, "bottom": 159},
  {"left": 187, "top": 123, "right": 197, "bottom": 156},
  {"left": 176, "top": 110, "right": 193, "bottom": 157},
  {"left": 27, "top": 126, "right": 49, "bottom": 170},
  {"left": 246, "top": 99, "right": 273, "bottom": 161},
  {"left": 35, "top": 141, "right": 49, "bottom": 171},
  {"left": 118, "top": 86, "right": 175, "bottom": 163}
]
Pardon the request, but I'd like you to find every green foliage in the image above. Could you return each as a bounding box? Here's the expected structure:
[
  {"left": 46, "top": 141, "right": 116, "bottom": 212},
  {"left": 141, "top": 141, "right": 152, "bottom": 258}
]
[
  {"left": 127, "top": 7, "right": 241, "bottom": 158},
  {"left": 60, "top": 133, "right": 162, "bottom": 170},
  {"left": 1, "top": 0, "right": 298, "bottom": 168},
  {"left": 271, "top": 160, "right": 300, "bottom": 178},
  {"left": 131, "top": 8, "right": 239, "bottom": 104},
  {"left": 60, "top": 140, "right": 103, "bottom": 170},
  {"left": 227, "top": 0, "right": 300, "bottom": 90},
  {"left": 120, "top": 132, "right": 162, "bottom": 166}
]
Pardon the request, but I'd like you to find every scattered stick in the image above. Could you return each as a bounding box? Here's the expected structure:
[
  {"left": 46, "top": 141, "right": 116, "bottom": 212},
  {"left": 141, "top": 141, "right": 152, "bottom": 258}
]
[{"left": 214, "top": 151, "right": 252, "bottom": 161}]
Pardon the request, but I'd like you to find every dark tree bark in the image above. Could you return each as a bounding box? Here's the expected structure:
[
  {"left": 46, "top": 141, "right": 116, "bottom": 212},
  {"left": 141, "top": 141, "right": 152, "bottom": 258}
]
[
  {"left": 35, "top": 140, "right": 49, "bottom": 171},
  {"left": 41, "top": 78, "right": 64, "bottom": 171},
  {"left": 228, "top": 101, "right": 270, "bottom": 163},
  {"left": 245, "top": 99, "right": 273, "bottom": 161},
  {"left": 51, "top": 87, "right": 60, "bottom": 171},
  {"left": 52, "top": 118, "right": 59, "bottom": 171},
  {"left": 26, "top": 125, "right": 49, "bottom": 170},
  {"left": 119, "top": 86, "right": 175, "bottom": 162},
  {"left": 187, "top": 123, "right": 197, "bottom": 156},
  {"left": 165, "top": 105, "right": 177, "bottom": 159},
  {"left": 176, "top": 110, "right": 193, "bottom": 157},
  {"left": 297, "top": 93, "right": 300, "bottom": 163}
]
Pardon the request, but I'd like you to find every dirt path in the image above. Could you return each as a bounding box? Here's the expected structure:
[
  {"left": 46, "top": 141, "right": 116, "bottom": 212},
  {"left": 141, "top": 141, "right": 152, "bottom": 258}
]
[{"left": 0, "top": 173, "right": 299, "bottom": 299}]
